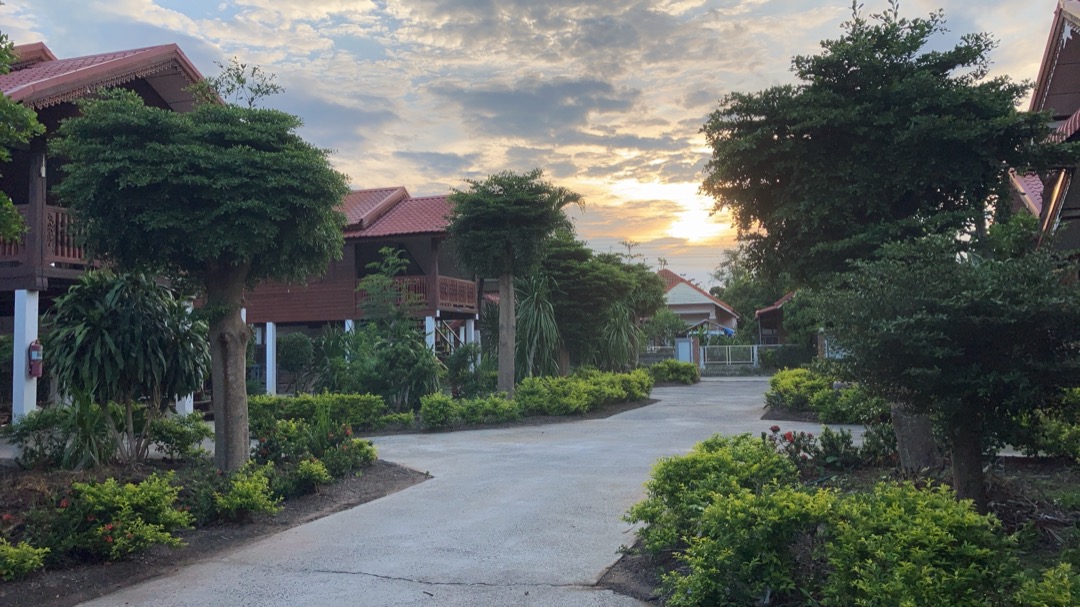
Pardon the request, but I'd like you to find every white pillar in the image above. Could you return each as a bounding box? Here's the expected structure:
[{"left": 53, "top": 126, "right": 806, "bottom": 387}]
[
  {"left": 265, "top": 322, "right": 277, "bottom": 395},
  {"left": 12, "top": 290, "right": 39, "bottom": 422},
  {"left": 176, "top": 394, "right": 194, "bottom": 416},
  {"left": 344, "top": 319, "right": 355, "bottom": 333},
  {"left": 424, "top": 316, "right": 436, "bottom": 351},
  {"left": 465, "top": 319, "right": 476, "bottom": 345},
  {"left": 240, "top": 307, "right": 247, "bottom": 323}
]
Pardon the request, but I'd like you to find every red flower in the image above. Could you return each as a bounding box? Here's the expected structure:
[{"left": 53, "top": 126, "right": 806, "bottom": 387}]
[
  {"left": 345, "top": 428, "right": 353, "bottom": 437},
  {"left": 1, "top": 513, "right": 14, "bottom": 523},
  {"left": 59, "top": 498, "right": 69, "bottom": 509},
  {"left": 769, "top": 425, "right": 781, "bottom": 433},
  {"left": 783, "top": 431, "right": 794, "bottom": 442},
  {"left": 86, "top": 514, "right": 96, "bottom": 522},
  {"left": 104, "top": 535, "right": 113, "bottom": 543},
  {"left": 104, "top": 523, "right": 114, "bottom": 531}
]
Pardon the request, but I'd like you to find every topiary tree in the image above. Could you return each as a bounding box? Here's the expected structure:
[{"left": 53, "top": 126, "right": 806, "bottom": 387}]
[
  {"left": 277, "top": 332, "right": 314, "bottom": 395},
  {"left": 813, "top": 234, "right": 1080, "bottom": 510},
  {"left": 447, "top": 169, "right": 581, "bottom": 394},
  {"left": 51, "top": 79, "right": 348, "bottom": 471},
  {"left": 45, "top": 271, "right": 210, "bottom": 463}
]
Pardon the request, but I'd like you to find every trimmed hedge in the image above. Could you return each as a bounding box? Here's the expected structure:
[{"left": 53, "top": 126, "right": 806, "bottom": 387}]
[
  {"left": 249, "top": 393, "right": 388, "bottom": 436},
  {"left": 765, "top": 368, "right": 886, "bottom": 424},
  {"left": 648, "top": 359, "right": 700, "bottom": 384}
]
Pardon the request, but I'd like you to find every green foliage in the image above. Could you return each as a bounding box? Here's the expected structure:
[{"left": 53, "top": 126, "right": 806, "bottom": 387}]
[
  {"left": 817, "top": 426, "right": 861, "bottom": 469},
  {"left": 666, "top": 487, "right": 836, "bottom": 607},
  {"left": 444, "top": 344, "right": 496, "bottom": 399},
  {"left": 1014, "top": 563, "right": 1079, "bottom": 607},
  {"left": 762, "top": 426, "right": 820, "bottom": 477},
  {"left": 822, "top": 483, "right": 1014, "bottom": 607},
  {"left": 0, "top": 538, "right": 48, "bottom": 581},
  {"left": 295, "top": 458, "right": 333, "bottom": 492},
  {"left": 214, "top": 463, "right": 282, "bottom": 521},
  {"left": 710, "top": 247, "right": 788, "bottom": 338},
  {"left": 598, "top": 301, "right": 643, "bottom": 372},
  {"left": 374, "top": 411, "right": 416, "bottom": 430},
  {"left": 27, "top": 473, "right": 193, "bottom": 564},
  {"left": 319, "top": 438, "right": 377, "bottom": 479},
  {"left": 643, "top": 308, "right": 688, "bottom": 347},
  {"left": 189, "top": 57, "right": 284, "bottom": 109},
  {"left": 45, "top": 271, "right": 210, "bottom": 463},
  {"left": 248, "top": 393, "right": 388, "bottom": 438},
  {"left": 758, "top": 344, "right": 815, "bottom": 371},
  {"left": 626, "top": 434, "right": 798, "bottom": 552},
  {"left": 0, "top": 33, "right": 45, "bottom": 241},
  {"left": 515, "top": 271, "right": 561, "bottom": 378},
  {"left": 815, "top": 235, "right": 1080, "bottom": 506},
  {"left": 701, "top": 3, "right": 1076, "bottom": 286},
  {"left": 277, "top": 332, "right": 314, "bottom": 394},
  {"left": 419, "top": 393, "right": 459, "bottom": 430},
  {"left": 765, "top": 368, "right": 833, "bottom": 412},
  {"left": 150, "top": 413, "right": 212, "bottom": 461},
  {"left": 2, "top": 396, "right": 114, "bottom": 470},
  {"left": 647, "top": 359, "right": 700, "bottom": 384},
  {"left": 458, "top": 394, "right": 519, "bottom": 424}
]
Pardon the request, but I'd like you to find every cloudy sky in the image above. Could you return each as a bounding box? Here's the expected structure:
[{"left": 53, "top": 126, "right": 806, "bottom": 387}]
[{"left": 0, "top": 0, "right": 1057, "bottom": 286}]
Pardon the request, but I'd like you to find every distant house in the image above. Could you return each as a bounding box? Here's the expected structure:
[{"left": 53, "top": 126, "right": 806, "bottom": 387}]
[
  {"left": 242, "top": 187, "right": 480, "bottom": 393},
  {"left": 754, "top": 292, "right": 795, "bottom": 345},
  {"left": 0, "top": 42, "right": 207, "bottom": 420},
  {"left": 656, "top": 269, "right": 738, "bottom": 335},
  {"left": 1010, "top": 1, "right": 1080, "bottom": 246}
]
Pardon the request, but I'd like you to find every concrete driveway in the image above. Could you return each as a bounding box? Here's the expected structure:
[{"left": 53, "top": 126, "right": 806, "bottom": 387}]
[{"left": 79, "top": 377, "right": 835, "bottom": 607}]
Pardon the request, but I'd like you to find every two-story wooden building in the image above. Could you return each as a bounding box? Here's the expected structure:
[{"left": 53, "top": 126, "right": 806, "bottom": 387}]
[{"left": 0, "top": 42, "right": 206, "bottom": 421}]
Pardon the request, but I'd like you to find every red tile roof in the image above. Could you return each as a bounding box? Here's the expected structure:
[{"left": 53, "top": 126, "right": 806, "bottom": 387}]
[
  {"left": 1010, "top": 170, "right": 1045, "bottom": 215},
  {"left": 340, "top": 187, "right": 408, "bottom": 229},
  {"left": 657, "top": 268, "right": 739, "bottom": 319},
  {"left": 343, "top": 194, "right": 452, "bottom": 239},
  {"left": 0, "top": 42, "right": 204, "bottom": 109},
  {"left": 755, "top": 292, "right": 795, "bottom": 319}
]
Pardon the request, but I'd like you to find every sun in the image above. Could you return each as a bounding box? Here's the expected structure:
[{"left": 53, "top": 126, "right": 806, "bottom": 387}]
[{"left": 607, "top": 179, "right": 729, "bottom": 243}]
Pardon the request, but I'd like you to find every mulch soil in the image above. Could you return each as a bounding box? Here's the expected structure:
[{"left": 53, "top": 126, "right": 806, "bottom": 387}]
[{"left": 0, "top": 397, "right": 659, "bottom": 607}]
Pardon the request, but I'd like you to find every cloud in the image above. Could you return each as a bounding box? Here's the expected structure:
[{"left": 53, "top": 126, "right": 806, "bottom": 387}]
[
  {"left": 393, "top": 150, "right": 479, "bottom": 175},
  {"left": 430, "top": 76, "right": 640, "bottom": 139}
]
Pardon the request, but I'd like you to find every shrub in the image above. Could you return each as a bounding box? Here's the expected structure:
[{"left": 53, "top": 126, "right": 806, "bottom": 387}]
[
  {"left": 458, "top": 394, "right": 520, "bottom": 424},
  {"left": 445, "top": 344, "right": 497, "bottom": 398},
  {"left": 295, "top": 458, "right": 333, "bottom": 492},
  {"left": 373, "top": 411, "right": 415, "bottom": 430},
  {"left": 320, "top": 438, "right": 377, "bottom": 478},
  {"left": 626, "top": 434, "right": 798, "bottom": 552},
  {"left": 150, "top": 413, "right": 212, "bottom": 461},
  {"left": 822, "top": 483, "right": 1015, "bottom": 607},
  {"left": 817, "top": 426, "right": 861, "bottom": 469},
  {"left": 173, "top": 460, "right": 230, "bottom": 526},
  {"left": 860, "top": 420, "right": 900, "bottom": 466},
  {"left": 2, "top": 399, "right": 114, "bottom": 470},
  {"left": 253, "top": 418, "right": 310, "bottom": 466},
  {"left": 248, "top": 393, "right": 388, "bottom": 437},
  {"left": 0, "top": 538, "right": 49, "bottom": 581},
  {"left": 812, "top": 384, "right": 888, "bottom": 424},
  {"left": 420, "top": 393, "right": 459, "bottom": 429},
  {"left": 666, "top": 487, "right": 836, "bottom": 607},
  {"left": 214, "top": 463, "right": 282, "bottom": 521},
  {"left": 1014, "top": 563, "right": 1079, "bottom": 607},
  {"left": 648, "top": 359, "right": 700, "bottom": 384},
  {"left": 764, "top": 368, "right": 833, "bottom": 412},
  {"left": 27, "top": 472, "right": 193, "bottom": 563},
  {"left": 762, "top": 426, "right": 820, "bottom": 477}
]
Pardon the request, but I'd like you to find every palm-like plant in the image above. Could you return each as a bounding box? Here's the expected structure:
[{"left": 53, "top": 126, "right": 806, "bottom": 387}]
[{"left": 515, "top": 271, "right": 561, "bottom": 378}]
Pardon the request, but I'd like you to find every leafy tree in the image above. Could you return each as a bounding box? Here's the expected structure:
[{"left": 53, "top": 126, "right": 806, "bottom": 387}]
[
  {"left": 813, "top": 233, "right": 1080, "bottom": 510},
  {"left": 0, "top": 33, "right": 45, "bottom": 240},
  {"left": 51, "top": 83, "right": 349, "bottom": 471},
  {"left": 45, "top": 271, "right": 209, "bottom": 463},
  {"left": 447, "top": 169, "right": 581, "bottom": 394},
  {"left": 701, "top": 1, "right": 1074, "bottom": 287},
  {"left": 710, "top": 246, "right": 787, "bottom": 343},
  {"left": 643, "top": 308, "right": 687, "bottom": 347},
  {"left": 277, "top": 332, "right": 314, "bottom": 395}
]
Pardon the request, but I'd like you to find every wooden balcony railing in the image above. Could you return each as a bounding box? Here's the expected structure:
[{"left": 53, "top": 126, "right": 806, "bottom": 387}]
[
  {"left": 0, "top": 206, "right": 87, "bottom": 266},
  {"left": 374, "top": 275, "right": 477, "bottom": 314}
]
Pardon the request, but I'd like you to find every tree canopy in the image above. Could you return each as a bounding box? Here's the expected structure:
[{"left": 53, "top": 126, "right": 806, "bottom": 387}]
[
  {"left": 701, "top": 1, "right": 1074, "bottom": 286},
  {"left": 51, "top": 86, "right": 349, "bottom": 471},
  {"left": 447, "top": 169, "right": 581, "bottom": 393},
  {"left": 0, "top": 33, "right": 45, "bottom": 241}
]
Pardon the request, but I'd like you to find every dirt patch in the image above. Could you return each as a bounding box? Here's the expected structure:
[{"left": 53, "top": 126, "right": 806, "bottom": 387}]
[
  {"left": 760, "top": 408, "right": 819, "bottom": 423},
  {"left": 0, "top": 460, "right": 428, "bottom": 607},
  {"left": 596, "top": 540, "right": 674, "bottom": 603}
]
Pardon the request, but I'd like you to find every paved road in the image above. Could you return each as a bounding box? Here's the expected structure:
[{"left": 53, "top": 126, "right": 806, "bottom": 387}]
[{"left": 79, "top": 378, "right": 837, "bottom": 607}]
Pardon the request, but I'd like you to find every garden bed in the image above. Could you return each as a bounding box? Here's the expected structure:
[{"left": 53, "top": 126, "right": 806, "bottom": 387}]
[{"left": 0, "top": 459, "right": 427, "bottom": 607}]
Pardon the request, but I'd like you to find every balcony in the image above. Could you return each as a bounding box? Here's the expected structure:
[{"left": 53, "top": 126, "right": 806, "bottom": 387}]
[
  {"left": 0, "top": 206, "right": 87, "bottom": 267},
  {"left": 389, "top": 275, "right": 478, "bottom": 314}
]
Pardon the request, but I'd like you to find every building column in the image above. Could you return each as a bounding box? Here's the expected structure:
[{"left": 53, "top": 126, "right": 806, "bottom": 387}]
[
  {"left": 424, "top": 316, "right": 436, "bottom": 351},
  {"left": 177, "top": 298, "right": 195, "bottom": 415},
  {"left": 344, "top": 319, "right": 355, "bottom": 333},
  {"left": 13, "top": 290, "right": 39, "bottom": 423},
  {"left": 265, "top": 322, "right": 277, "bottom": 395},
  {"left": 465, "top": 319, "right": 476, "bottom": 345}
]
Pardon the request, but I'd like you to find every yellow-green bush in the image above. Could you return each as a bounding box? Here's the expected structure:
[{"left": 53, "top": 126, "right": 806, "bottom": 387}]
[
  {"left": 764, "top": 367, "right": 833, "bottom": 412},
  {"left": 0, "top": 538, "right": 48, "bottom": 580},
  {"left": 249, "top": 393, "right": 387, "bottom": 437},
  {"left": 648, "top": 359, "right": 700, "bottom": 384},
  {"left": 419, "top": 393, "right": 459, "bottom": 429},
  {"left": 214, "top": 463, "right": 283, "bottom": 521},
  {"left": 626, "top": 434, "right": 798, "bottom": 552}
]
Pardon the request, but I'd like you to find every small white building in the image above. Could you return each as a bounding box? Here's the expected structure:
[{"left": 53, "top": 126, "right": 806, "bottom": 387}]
[{"left": 656, "top": 269, "right": 738, "bottom": 334}]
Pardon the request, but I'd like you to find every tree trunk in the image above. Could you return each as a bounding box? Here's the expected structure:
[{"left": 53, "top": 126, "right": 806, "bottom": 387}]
[
  {"left": 498, "top": 272, "right": 516, "bottom": 396},
  {"left": 207, "top": 262, "right": 252, "bottom": 472},
  {"left": 891, "top": 403, "right": 942, "bottom": 473},
  {"left": 948, "top": 417, "right": 988, "bottom": 512}
]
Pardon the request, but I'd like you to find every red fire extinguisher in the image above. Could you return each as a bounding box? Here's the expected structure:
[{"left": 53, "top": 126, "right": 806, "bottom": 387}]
[{"left": 28, "top": 340, "right": 43, "bottom": 378}]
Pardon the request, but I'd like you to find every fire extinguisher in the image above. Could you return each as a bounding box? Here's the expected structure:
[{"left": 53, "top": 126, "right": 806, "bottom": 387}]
[{"left": 28, "top": 340, "right": 43, "bottom": 378}]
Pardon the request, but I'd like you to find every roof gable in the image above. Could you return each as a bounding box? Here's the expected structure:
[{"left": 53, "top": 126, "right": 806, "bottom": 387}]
[
  {"left": 657, "top": 268, "right": 739, "bottom": 318},
  {"left": 343, "top": 193, "right": 453, "bottom": 239},
  {"left": 340, "top": 187, "right": 408, "bottom": 230},
  {"left": 0, "top": 42, "right": 204, "bottom": 111}
]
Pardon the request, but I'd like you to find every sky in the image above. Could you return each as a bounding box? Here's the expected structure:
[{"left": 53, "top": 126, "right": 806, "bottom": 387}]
[{"left": 0, "top": 0, "right": 1058, "bottom": 287}]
